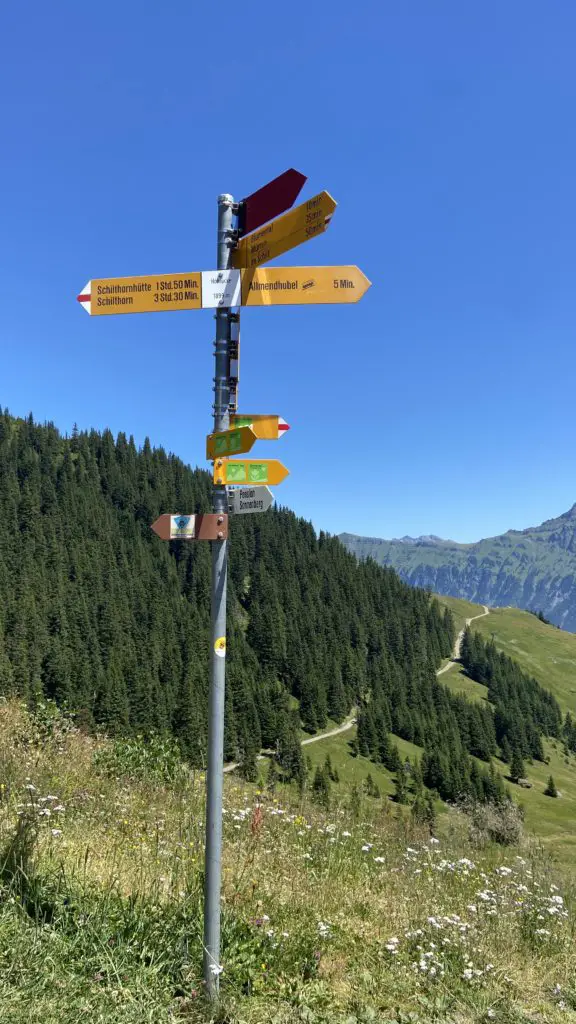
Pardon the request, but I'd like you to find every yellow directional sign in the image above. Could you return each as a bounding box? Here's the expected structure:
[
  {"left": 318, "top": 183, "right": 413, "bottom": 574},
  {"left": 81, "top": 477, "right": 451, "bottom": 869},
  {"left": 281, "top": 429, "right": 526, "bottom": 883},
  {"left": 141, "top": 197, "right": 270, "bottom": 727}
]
[
  {"left": 230, "top": 414, "right": 290, "bottom": 440},
  {"left": 241, "top": 266, "right": 371, "bottom": 306},
  {"left": 77, "top": 274, "right": 202, "bottom": 315},
  {"left": 231, "top": 191, "right": 336, "bottom": 269},
  {"left": 213, "top": 459, "right": 289, "bottom": 487},
  {"left": 206, "top": 425, "right": 257, "bottom": 460}
]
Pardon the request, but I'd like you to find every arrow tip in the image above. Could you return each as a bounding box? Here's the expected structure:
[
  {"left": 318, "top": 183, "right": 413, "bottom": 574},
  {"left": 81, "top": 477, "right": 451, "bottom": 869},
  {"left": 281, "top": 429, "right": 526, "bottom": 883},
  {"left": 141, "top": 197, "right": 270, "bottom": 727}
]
[
  {"left": 278, "top": 417, "right": 290, "bottom": 434},
  {"left": 77, "top": 282, "right": 91, "bottom": 313}
]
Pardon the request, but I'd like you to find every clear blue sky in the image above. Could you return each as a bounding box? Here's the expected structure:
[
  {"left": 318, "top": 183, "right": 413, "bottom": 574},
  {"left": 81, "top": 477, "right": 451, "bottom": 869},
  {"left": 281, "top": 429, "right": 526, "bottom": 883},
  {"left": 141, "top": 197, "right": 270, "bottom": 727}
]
[{"left": 2, "top": 2, "right": 575, "bottom": 542}]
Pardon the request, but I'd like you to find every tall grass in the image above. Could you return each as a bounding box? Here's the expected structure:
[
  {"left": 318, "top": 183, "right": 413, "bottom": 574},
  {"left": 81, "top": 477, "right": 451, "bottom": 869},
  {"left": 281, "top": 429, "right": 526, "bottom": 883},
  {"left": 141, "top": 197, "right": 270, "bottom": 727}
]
[{"left": 0, "top": 698, "right": 574, "bottom": 1023}]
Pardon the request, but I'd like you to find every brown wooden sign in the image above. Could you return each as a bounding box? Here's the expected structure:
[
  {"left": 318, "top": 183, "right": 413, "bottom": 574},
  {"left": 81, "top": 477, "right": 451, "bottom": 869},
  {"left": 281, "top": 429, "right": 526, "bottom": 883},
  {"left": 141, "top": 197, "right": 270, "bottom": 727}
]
[{"left": 151, "top": 513, "right": 228, "bottom": 541}]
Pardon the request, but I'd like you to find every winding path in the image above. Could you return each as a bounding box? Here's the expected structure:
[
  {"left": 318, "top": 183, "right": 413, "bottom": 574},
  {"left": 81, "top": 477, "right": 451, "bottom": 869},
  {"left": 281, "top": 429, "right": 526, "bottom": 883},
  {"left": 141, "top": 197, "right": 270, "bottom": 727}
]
[
  {"left": 224, "top": 606, "right": 490, "bottom": 773},
  {"left": 436, "top": 605, "right": 490, "bottom": 676}
]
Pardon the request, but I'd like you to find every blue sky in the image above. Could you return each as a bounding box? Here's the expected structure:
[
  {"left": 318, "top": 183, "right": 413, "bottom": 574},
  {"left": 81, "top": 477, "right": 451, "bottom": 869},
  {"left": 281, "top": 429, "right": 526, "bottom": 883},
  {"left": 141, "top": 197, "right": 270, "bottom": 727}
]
[{"left": 1, "top": 2, "right": 575, "bottom": 542}]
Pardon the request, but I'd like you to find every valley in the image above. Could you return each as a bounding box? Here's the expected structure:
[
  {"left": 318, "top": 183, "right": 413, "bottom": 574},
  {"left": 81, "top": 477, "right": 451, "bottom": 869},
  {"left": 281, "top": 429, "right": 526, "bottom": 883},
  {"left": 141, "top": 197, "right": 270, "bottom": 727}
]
[{"left": 340, "top": 503, "right": 576, "bottom": 630}]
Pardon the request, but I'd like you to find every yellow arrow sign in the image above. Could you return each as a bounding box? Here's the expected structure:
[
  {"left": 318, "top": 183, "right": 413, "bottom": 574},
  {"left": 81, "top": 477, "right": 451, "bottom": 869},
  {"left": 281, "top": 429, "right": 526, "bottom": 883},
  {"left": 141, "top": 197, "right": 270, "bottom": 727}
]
[
  {"left": 230, "top": 414, "right": 290, "bottom": 440},
  {"left": 241, "top": 266, "right": 371, "bottom": 306},
  {"left": 206, "top": 425, "right": 257, "bottom": 460},
  {"left": 231, "top": 191, "right": 336, "bottom": 269},
  {"left": 77, "top": 274, "right": 203, "bottom": 314},
  {"left": 213, "top": 459, "right": 289, "bottom": 487}
]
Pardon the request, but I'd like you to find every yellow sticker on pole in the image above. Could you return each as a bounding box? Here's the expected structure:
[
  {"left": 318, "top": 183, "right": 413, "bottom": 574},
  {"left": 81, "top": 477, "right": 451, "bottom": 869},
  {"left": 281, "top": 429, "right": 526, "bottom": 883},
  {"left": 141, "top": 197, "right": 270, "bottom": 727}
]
[{"left": 214, "top": 636, "right": 226, "bottom": 658}]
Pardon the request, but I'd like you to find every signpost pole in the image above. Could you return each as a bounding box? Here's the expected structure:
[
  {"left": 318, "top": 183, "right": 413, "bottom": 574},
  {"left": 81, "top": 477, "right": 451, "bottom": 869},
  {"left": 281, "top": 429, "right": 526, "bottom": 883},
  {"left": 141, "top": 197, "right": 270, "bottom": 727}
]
[{"left": 204, "top": 192, "right": 234, "bottom": 998}]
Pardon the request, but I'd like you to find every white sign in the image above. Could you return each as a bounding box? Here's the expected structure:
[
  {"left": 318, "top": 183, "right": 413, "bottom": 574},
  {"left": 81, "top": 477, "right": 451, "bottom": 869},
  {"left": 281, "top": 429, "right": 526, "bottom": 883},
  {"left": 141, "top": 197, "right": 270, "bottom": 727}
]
[
  {"left": 227, "top": 486, "right": 274, "bottom": 515},
  {"left": 201, "top": 269, "right": 241, "bottom": 308},
  {"left": 170, "top": 514, "right": 196, "bottom": 538}
]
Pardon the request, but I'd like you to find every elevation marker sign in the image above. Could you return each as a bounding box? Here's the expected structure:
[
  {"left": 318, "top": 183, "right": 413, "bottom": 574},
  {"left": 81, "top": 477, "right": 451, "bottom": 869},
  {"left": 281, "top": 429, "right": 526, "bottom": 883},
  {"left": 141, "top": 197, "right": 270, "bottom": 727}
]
[
  {"left": 232, "top": 191, "right": 336, "bottom": 269},
  {"left": 227, "top": 486, "right": 274, "bottom": 515}
]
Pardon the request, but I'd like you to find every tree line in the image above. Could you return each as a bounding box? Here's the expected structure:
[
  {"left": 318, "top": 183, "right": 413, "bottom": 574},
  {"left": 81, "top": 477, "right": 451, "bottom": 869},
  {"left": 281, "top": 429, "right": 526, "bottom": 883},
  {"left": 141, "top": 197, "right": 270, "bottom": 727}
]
[{"left": 0, "top": 411, "right": 454, "bottom": 780}]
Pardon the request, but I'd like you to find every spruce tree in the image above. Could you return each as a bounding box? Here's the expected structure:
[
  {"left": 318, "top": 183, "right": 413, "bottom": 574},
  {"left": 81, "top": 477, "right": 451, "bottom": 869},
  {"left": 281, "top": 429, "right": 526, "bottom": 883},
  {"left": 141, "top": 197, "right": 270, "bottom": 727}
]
[
  {"left": 393, "top": 770, "right": 409, "bottom": 805},
  {"left": 510, "top": 749, "right": 525, "bottom": 783},
  {"left": 544, "top": 775, "right": 558, "bottom": 797},
  {"left": 312, "top": 765, "right": 330, "bottom": 808}
]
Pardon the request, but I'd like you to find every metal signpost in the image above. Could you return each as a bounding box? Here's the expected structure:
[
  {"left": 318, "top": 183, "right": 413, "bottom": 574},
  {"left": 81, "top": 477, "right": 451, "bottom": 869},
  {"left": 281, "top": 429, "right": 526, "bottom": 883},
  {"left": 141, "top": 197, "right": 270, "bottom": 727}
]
[{"left": 76, "top": 168, "right": 371, "bottom": 1000}]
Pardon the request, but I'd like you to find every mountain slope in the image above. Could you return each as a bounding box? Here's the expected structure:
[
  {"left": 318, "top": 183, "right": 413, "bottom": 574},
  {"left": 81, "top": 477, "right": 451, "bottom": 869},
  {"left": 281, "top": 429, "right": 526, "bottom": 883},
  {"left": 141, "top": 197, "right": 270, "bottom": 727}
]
[
  {"left": 0, "top": 410, "right": 454, "bottom": 772},
  {"left": 341, "top": 503, "right": 576, "bottom": 629}
]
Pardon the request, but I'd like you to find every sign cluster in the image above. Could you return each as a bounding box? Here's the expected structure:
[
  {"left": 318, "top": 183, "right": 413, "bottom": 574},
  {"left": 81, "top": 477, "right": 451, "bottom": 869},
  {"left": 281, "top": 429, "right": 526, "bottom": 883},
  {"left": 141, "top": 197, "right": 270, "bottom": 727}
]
[
  {"left": 76, "top": 166, "right": 371, "bottom": 998},
  {"left": 77, "top": 167, "right": 371, "bottom": 533}
]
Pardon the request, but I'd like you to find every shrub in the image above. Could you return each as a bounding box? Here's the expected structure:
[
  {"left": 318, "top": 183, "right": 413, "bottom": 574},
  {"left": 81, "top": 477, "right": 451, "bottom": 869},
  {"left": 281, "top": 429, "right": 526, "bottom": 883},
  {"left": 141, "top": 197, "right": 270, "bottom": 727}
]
[
  {"left": 93, "top": 732, "right": 187, "bottom": 784},
  {"left": 459, "top": 796, "right": 524, "bottom": 847}
]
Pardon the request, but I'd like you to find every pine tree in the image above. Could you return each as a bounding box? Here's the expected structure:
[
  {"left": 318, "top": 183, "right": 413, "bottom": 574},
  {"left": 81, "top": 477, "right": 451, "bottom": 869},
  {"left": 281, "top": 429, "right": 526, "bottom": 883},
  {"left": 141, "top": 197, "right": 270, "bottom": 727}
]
[
  {"left": 324, "top": 753, "right": 336, "bottom": 782},
  {"left": 312, "top": 765, "right": 330, "bottom": 808},
  {"left": 393, "top": 770, "right": 409, "bottom": 805},
  {"left": 510, "top": 749, "right": 525, "bottom": 784},
  {"left": 544, "top": 775, "right": 558, "bottom": 798}
]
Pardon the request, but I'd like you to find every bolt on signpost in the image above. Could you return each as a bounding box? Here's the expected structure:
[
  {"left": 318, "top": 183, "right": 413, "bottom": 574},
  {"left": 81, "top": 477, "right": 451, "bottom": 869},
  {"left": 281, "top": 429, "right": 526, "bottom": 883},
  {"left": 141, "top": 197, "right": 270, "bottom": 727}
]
[{"left": 76, "top": 167, "right": 370, "bottom": 1000}]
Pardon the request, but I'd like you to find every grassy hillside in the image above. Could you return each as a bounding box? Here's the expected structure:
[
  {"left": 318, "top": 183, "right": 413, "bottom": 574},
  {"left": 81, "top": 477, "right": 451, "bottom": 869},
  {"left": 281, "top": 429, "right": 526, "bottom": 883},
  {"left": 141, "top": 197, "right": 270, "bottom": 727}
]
[
  {"left": 307, "top": 722, "right": 576, "bottom": 867},
  {"left": 472, "top": 607, "right": 576, "bottom": 714},
  {"left": 428, "top": 599, "right": 576, "bottom": 861},
  {"left": 303, "top": 598, "right": 576, "bottom": 865},
  {"left": 435, "top": 595, "right": 486, "bottom": 634},
  {"left": 1, "top": 699, "right": 575, "bottom": 1024}
]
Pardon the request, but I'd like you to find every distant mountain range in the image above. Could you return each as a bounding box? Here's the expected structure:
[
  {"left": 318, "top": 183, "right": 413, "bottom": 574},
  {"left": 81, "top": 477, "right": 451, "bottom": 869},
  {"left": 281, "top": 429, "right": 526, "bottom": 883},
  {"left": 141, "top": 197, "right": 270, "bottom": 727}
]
[{"left": 340, "top": 504, "right": 576, "bottom": 631}]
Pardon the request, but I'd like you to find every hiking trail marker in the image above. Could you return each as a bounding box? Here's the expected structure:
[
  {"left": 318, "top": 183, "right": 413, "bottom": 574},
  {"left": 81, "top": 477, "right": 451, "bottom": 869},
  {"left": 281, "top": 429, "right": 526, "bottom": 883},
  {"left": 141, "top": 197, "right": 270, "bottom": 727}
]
[
  {"left": 213, "top": 459, "right": 289, "bottom": 487},
  {"left": 227, "top": 485, "right": 274, "bottom": 515},
  {"left": 206, "top": 425, "right": 257, "bottom": 460},
  {"left": 232, "top": 191, "right": 336, "bottom": 269},
  {"left": 241, "top": 265, "right": 371, "bottom": 305},
  {"left": 76, "top": 166, "right": 370, "bottom": 1001},
  {"left": 78, "top": 266, "right": 369, "bottom": 314},
  {"left": 77, "top": 270, "right": 242, "bottom": 315},
  {"left": 230, "top": 414, "right": 289, "bottom": 440},
  {"left": 151, "top": 513, "right": 228, "bottom": 541}
]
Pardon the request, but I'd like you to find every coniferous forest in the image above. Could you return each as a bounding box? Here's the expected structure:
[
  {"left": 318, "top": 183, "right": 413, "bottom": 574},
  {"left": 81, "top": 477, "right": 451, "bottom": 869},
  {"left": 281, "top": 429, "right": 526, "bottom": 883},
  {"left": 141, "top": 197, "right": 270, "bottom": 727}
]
[{"left": 0, "top": 411, "right": 562, "bottom": 803}]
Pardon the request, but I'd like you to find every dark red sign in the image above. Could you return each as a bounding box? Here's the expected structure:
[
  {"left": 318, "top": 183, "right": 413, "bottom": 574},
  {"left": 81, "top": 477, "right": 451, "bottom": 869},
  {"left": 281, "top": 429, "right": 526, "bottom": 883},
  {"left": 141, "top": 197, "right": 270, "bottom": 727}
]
[{"left": 238, "top": 168, "right": 307, "bottom": 237}]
